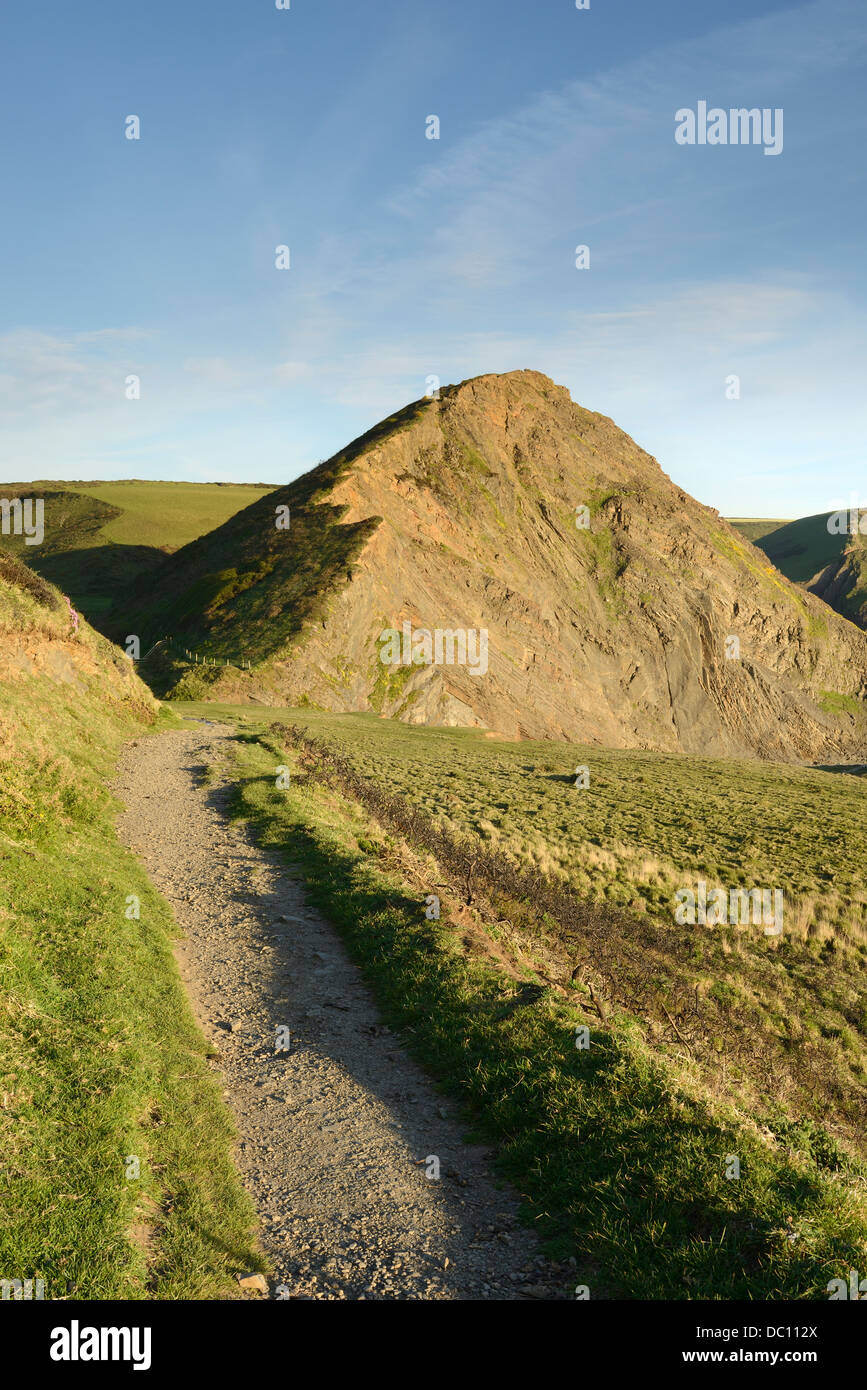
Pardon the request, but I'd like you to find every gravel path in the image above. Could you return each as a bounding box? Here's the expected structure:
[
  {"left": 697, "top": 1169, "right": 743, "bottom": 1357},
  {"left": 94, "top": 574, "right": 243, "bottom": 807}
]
[{"left": 114, "top": 724, "right": 561, "bottom": 1301}]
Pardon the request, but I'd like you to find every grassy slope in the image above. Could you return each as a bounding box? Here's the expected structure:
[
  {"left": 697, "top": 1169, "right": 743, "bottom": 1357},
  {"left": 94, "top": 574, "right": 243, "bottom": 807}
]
[
  {"left": 49, "top": 481, "right": 277, "bottom": 550},
  {"left": 214, "top": 712, "right": 867, "bottom": 1299},
  {"left": 178, "top": 704, "right": 867, "bottom": 944},
  {"left": 726, "top": 518, "right": 791, "bottom": 544},
  {"left": 0, "top": 580, "right": 262, "bottom": 1299},
  {"left": 753, "top": 512, "right": 848, "bottom": 584},
  {"left": 123, "top": 399, "right": 432, "bottom": 679},
  {"left": 0, "top": 481, "right": 276, "bottom": 627}
]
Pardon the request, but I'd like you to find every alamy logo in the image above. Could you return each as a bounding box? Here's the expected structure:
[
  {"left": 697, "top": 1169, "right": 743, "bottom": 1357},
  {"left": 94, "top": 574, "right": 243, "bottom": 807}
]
[
  {"left": 675, "top": 102, "right": 783, "bottom": 156},
  {"left": 675, "top": 881, "right": 783, "bottom": 936},
  {"left": 0, "top": 497, "right": 44, "bottom": 545},
  {"left": 1, "top": 1277, "right": 45, "bottom": 1300},
  {"left": 827, "top": 504, "right": 867, "bottom": 536},
  {"left": 50, "top": 1320, "right": 152, "bottom": 1371},
  {"left": 379, "top": 622, "right": 488, "bottom": 676},
  {"left": 828, "top": 1270, "right": 867, "bottom": 1299}
]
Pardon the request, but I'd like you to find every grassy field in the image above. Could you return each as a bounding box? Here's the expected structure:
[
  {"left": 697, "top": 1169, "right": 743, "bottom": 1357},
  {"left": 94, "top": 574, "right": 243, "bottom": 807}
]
[
  {"left": 40, "top": 480, "right": 277, "bottom": 551},
  {"left": 210, "top": 709, "right": 867, "bottom": 1299},
  {"left": 175, "top": 703, "right": 867, "bottom": 947},
  {"left": 184, "top": 706, "right": 867, "bottom": 1136},
  {"left": 726, "top": 517, "right": 791, "bottom": 544},
  {"left": 0, "top": 480, "right": 275, "bottom": 630},
  {"left": 0, "top": 583, "right": 263, "bottom": 1298},
  {"left": 7, "top": 479, "right": 277, "bottom": 551}
]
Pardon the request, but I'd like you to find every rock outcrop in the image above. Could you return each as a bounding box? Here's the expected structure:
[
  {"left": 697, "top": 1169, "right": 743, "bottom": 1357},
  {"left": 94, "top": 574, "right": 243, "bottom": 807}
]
[{"left": 126, "top": 371, "right": 867, "bottom": 758}]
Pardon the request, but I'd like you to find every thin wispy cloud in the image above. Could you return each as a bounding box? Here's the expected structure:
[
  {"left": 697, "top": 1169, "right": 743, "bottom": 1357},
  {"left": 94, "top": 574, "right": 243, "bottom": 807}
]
[{"left": 1, "top": 0, "right": 865, "bottom": 513}]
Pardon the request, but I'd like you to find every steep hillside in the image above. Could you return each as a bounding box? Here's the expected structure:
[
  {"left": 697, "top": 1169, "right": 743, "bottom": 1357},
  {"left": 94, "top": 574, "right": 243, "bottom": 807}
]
[
  {"left": 127, "top": 371, "right": 867, "bottom": 759},
  {"left": 754, "top": 511, "right": 849, "bottom": 585},
  {"left": 0, "top": 553, "right": 261, "bottom": 1297},
  {"left": 748, "top": 511, "right": 867, "bottom": 633},
  {"left": 809, "top": 539, "right": 867, "bottom": 629},
  {"left": 0, "top": 480, "right": 275, "bottom": 625},
  {"left": 0, "top": 549, "right": 156, "bottom": 732}
]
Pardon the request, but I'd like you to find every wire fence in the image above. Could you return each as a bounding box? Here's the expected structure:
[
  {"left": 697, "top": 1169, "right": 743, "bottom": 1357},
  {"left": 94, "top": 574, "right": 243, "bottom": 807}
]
[{"left": 139, "top": 634, "right": 252, "bottom": 670}]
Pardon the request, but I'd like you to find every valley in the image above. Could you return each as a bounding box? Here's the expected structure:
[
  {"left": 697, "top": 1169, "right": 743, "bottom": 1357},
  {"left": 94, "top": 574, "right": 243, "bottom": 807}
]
[{"left": 3, "top": 374, "right": 867, "bottom": 1304}]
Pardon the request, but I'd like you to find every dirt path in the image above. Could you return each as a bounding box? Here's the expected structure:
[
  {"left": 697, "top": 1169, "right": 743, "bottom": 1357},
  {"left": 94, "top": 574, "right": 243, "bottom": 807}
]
[{"left": 114, "top": 723, "right": 560, "bottom": 1300}]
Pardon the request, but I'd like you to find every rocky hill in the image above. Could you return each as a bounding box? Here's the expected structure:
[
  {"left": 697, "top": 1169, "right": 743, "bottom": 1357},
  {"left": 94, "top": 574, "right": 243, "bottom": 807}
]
[{"left": 125, "top": 370, "right": 867, "bottom": 758}]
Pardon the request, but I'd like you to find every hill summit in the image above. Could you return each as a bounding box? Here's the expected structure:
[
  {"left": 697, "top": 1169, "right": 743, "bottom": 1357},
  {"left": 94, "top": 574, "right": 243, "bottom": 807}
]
[{"left": 126, "top": 370, "right": 867, "bottom": 758}]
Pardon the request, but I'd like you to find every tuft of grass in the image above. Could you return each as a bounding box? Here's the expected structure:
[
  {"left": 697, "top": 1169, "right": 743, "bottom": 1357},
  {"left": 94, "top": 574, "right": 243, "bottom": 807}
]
[{"left": 819, "top": 689, "right": 864, "bottom": 718}]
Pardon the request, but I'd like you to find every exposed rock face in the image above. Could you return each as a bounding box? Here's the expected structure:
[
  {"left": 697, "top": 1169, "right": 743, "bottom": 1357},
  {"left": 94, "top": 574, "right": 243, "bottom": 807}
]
[
  {"left": 809, "top": 543, "right": 867, "bottom": 631},
  {"left": 129, "top": 371, "right": 867, "bottom": 758}
]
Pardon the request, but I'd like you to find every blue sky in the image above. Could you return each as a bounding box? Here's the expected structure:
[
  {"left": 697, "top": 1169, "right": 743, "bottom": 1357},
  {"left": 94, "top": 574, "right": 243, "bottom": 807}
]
[{"left": 1, "top": 0, "right": 865, "bottom": 516}]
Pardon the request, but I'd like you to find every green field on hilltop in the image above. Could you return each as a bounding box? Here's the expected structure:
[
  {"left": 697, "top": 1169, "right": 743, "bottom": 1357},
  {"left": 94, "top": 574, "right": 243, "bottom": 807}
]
[
  {"left": 1, "top": 479, "right": 276, "bottom": 553},
  {"left": 46, "top": 480, "right": 277, "bottom": 550},
  {"left": 0, "top": 480, "right": 276, "bottom": 629},
  {"left": 726, "top": 517, "right": 791, "bottom": 544}
]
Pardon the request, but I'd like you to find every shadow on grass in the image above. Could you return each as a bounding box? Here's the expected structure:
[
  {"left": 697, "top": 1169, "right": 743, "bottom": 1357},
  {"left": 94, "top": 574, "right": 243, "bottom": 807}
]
[
  {"left": 812, "top": 764, "right": 867, "bottom": 777},
  {"left": 201, "top": 755, "right": 854, "bottom": 1299}
]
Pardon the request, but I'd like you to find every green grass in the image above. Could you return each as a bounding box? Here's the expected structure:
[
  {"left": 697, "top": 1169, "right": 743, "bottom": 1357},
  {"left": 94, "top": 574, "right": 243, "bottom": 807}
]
[
  {"left": 753, "top": 512, "right": 849, "bottom": 584},
  {"left": 818, "top": 690, "right": 865, "bottom": 718},
  {"left": 218, "top": 721, "right": 867, "bottom": 1299},
  {"left": 0, "top": 583, "right": 262, "bottom": 1299},
  {"left": 574, "top": 523, "right": 629, "bottom": 616},
  {"left": 726, "top": 518, "right": 791, "bottom": 544},
  {"left": 0, "top": 480, "right": 276, "bottom": 637},
  {"left": 177, "top": 703, "right": 867, "bottom": 944},
  {"left": 13, "top": 479, "right": 277, "bottom": 551}
]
